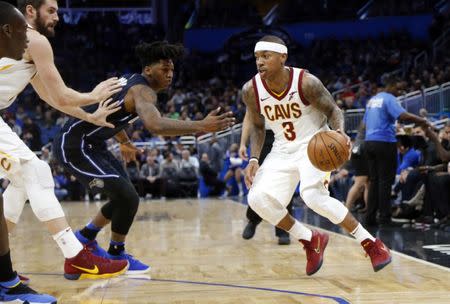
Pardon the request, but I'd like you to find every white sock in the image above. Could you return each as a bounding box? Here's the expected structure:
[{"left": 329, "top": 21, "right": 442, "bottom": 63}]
[
  {"left": 350, "top": 223, "right": 375, "bottom": 243},
  {"left": 288, "top": 220, "right": 312, "bottom": 241},
  {"left": 52, "top": 227, "right": 83, "bottom": 259}
]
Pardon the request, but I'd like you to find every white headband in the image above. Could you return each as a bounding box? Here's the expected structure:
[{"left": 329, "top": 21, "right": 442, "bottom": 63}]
[{"left": 254, "top": 41, "right": 288, "bottom": 54}]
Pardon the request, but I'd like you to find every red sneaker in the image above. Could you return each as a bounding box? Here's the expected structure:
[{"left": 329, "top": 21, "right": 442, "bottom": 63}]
[
  {"left": 361, "top": 238, "right": 392, "bottom": 272},
  {"left": 18, "top": 274, "right": 29, "bottom": 286},
  {"left": 64, "top": 247, "right": 129, "bottom": 280},
  {"left": 300, "top": 230, "right": 329, "bottom": 276}
]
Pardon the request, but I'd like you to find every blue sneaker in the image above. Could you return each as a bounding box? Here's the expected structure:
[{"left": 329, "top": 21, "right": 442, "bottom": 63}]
[
  {"left": 106, "top": 252, "right": 150, "bottom": 274},
  {"left": 0, "top": 276, "right": 57, "bottom": 303},
  {"left": 75, "top": 230, "right": 108, "bottom": 258}
]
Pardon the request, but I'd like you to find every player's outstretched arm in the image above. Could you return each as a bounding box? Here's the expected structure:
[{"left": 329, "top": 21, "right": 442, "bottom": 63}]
[
  {"left": 132, "top": 85, "right": 235, "bottom": 136},
  {"left": 27, "top": 30, "right": 122, "bottom": 107},
  {"left": 31, "top": 75, "right": 120, "bottom": 128}
]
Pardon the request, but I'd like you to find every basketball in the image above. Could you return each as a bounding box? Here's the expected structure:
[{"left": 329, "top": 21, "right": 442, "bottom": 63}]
[{"left": 307, "top": 130, "right": 350, "bottom": 171}]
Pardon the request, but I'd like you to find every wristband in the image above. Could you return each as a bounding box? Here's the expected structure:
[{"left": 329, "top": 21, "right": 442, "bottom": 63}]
[
  {"left": 120, "top": 140, "right": 131, "bottom": 145},
  {"left": 249, "top": 157, "right": 259, "bottom": 163}
]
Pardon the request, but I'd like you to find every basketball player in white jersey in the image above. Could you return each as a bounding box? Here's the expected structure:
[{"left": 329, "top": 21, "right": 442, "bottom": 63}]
[
  {"left": 0, "top": 2, "right": 58, "bottom": 302},
  {"left": 0, "top": 0, "right": 130, "bottom": 281},
  {"left": 242, "top": 35, "right": 392, "bottom": 276}
]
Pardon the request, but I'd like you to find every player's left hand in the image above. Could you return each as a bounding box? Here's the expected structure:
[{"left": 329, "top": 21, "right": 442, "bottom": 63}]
[
  {"left": 91, "top": 77, "right": 126, "bottom": 103},
  {"left": 89, "top": 98, "right": 121, "bottom": 128},
  {"left": 336, "top": 129, "right": 351, "bottom": 160},
  {"left": 120, "top": 142, "right": 142, "bottom": 163}
]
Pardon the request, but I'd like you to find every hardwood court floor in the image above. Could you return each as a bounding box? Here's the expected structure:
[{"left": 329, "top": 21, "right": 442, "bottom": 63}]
[{"left": 8, "top": 199, "right": 450, "bottom": 304}]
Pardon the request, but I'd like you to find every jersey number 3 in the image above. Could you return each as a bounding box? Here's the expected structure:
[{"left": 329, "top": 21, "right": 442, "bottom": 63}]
[{"left": 282, "top": 122, "right": 296, "bottom": 141}]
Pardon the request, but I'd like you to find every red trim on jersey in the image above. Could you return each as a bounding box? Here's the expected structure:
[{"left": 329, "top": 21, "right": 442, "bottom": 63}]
[
  {"left": 252, "top": 77, "right": 261, "bottom": 113},
  {"left": 298, "top": 69, "right": 311, "bottom": 106},
  {"left": 261, "top": 67, "right": 293, "bottom": 101}
]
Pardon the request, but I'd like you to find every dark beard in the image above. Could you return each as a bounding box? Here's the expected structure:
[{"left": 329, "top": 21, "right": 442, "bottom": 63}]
[{"left": 35, "top": 11, "right": 55, "bottom": 37}]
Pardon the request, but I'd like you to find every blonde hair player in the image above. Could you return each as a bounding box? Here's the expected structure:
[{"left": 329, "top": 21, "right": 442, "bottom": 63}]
[
  {"left": 0, "top": 0, "right": 129, "bottom": 281},
  {"left": 242, "top": 35, "right": 392, "bottom": 275}
]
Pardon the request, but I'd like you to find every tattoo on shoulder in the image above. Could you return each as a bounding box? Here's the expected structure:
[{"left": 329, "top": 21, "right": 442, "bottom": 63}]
[
  {"left": 241, "top": 80, "right": 255, "bottom": 106},
  {"left": 302, "top": 73, "right": 336, "bottom": 115}
]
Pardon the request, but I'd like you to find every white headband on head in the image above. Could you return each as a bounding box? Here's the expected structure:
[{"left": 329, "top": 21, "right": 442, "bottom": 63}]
[{"left": 254, "top": 41, "right": 288, "bottom": 54}]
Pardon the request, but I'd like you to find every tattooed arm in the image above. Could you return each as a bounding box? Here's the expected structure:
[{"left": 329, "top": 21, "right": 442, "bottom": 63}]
[
  {"left": 130, "top": 85, "right": 234, "bottom": 136},
  {"left": 301, "top": 73, "right": 345, "bottom": 132},
  {"left": 241, "top": 80, "right": 265, "bottom": 188},
  {"left": 241, "top": 80, "right": 266, "bottom": 159}
]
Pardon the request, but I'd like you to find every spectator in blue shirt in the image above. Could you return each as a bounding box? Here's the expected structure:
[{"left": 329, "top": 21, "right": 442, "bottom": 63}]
[
  {"left": 396, "top": 135, "right": 421, "bottom": 175},
  {"left": 361, "top": 78, "right": 430, "bottom": 226}
]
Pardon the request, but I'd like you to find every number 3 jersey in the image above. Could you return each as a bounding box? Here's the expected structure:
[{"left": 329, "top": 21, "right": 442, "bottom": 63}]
[{"left": 252, "top": 67, "right": 328, "bottom": 153}]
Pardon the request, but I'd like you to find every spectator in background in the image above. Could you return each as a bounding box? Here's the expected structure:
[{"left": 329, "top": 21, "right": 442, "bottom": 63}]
[
  {"left": 345, "top": 130, "right": 369, "bottom": 212},
  {"left": 22, "top": 116, "right": 42, "bottom": 151},
  {"left": 178, "top": 149, "right": 198, "bottom": 197},
  {"left": 396, "top": 135, "right": 421, "bottom": 176},
  {"left": 362, "top": 78, "right": 430, "bottom": 226},
  {"left": 208, "top": 135, "right": 223, "bottom": 173},
  {"left": 160, "top": 151, "right": 180, "bottom": 198},
  {"left": 223, "top": 143, "right": 245, "bottom": 196},
  {"left": 199, "top": 153, "right": 226, "bottom": 196},
  {"left": 140, "top": 154, "right": 166, "bottom": 199},
  {"left": 53, "top": 167, "right": 69, "bottom": 201},
  {"left": 416, "top": 123, "right": 450, "bottom": 226}
]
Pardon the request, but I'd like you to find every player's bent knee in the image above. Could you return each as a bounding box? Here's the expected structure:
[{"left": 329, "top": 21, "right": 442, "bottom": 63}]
[
  {"left": 301, "top": 187, "right": 348, "bottom": 224},
  {"left": 248, "top": 189, "right": 288, "bottom": 226},
  {"left": 3, "top": 185, "right": 27, "bottom": 224},
  {"left": 22, "top": 158, "right": 54, "bottom": 188},
  {"left": 20, "top": 158, "right": 64, "bottom": 221}
]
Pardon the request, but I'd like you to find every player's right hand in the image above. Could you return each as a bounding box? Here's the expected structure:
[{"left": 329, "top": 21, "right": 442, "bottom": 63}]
[
  {"left": 89, "top": 98, "right": 121, "bottom": 128},
  {"left": 244, "top": 161, "right": 259, "bottom": 189},
  {"left": 91, "top": 77, "right": 125, "bottom": 103},
  {"left": 239, "top": 144, "right": 248, "bottom": 160},
  {"left": 201, "top": 107, "right": 235, "bottom": 132}
]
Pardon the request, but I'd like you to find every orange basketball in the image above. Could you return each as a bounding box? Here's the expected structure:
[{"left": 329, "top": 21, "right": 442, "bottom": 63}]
[{"left": 307, "top": 130, "right": 350, "bottom": 171}]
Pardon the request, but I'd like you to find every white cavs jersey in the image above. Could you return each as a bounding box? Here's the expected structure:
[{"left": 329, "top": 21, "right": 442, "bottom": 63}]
[
  {"left": 0, "top": 57, "right": 37, "bottom": 176},
  {"left": 252, "top": 67, "right": 328, "bottom": 153},
  {"left": 0, "top": 57, "right": 37, "bottom": 109}
]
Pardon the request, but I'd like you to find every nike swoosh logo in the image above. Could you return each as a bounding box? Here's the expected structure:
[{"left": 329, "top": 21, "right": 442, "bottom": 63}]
[
  {"left": 314, "top": 238, "right": 321, "bottom": 253},
  {"left": 260, "top": 97, "right": 270, "bottom": 101},
  {"left": 71, "top": 264, "right": 99, "bottom": 274}
]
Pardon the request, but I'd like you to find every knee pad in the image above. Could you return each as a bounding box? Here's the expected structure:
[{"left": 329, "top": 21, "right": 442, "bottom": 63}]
[
  {"left": 301, "top": 186, "right": 348, "bottom": 224},
  {"left": 247, "top": 189, "right": 287, "bottom": 226},
  {"left": 21, "top": 158, "right": 64, "bottom": 222},
  {"left": 3, "top": 183, "right": 28, "bottom": 224}
]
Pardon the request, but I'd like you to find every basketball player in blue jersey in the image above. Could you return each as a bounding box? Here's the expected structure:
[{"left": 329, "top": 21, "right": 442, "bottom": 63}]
[
  {"left": 242, "top": 35, "right": 391, "bottom": 276},
  {"left": 0, "top": 2, "right": 57, "bottom": 303},
  {"left": 2, "top": 0, "right": 130, "bottom": 283},
  {"left": 50, "top": 41, "right": 235, "bottom": 273}
]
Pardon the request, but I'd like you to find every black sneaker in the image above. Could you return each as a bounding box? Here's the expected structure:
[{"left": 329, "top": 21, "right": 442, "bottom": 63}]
[
  {"left": 0, "top": 279, "right": 57, "bottom": 303},
  {"left": 242, "top": 221, "right": 259, "bottom": 239},
  {"left": 278, "top": 236, "right": 291, "bottom": 245}
]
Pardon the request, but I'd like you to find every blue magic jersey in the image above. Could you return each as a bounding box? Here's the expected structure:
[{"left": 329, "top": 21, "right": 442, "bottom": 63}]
[{"left": 58, "top": 73, "right": 148, "bottom": 149}]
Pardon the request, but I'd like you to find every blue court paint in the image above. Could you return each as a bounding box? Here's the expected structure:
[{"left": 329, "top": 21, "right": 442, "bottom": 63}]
[{"left": 149, "top": 278, "right": 350, "bottom": 304}]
